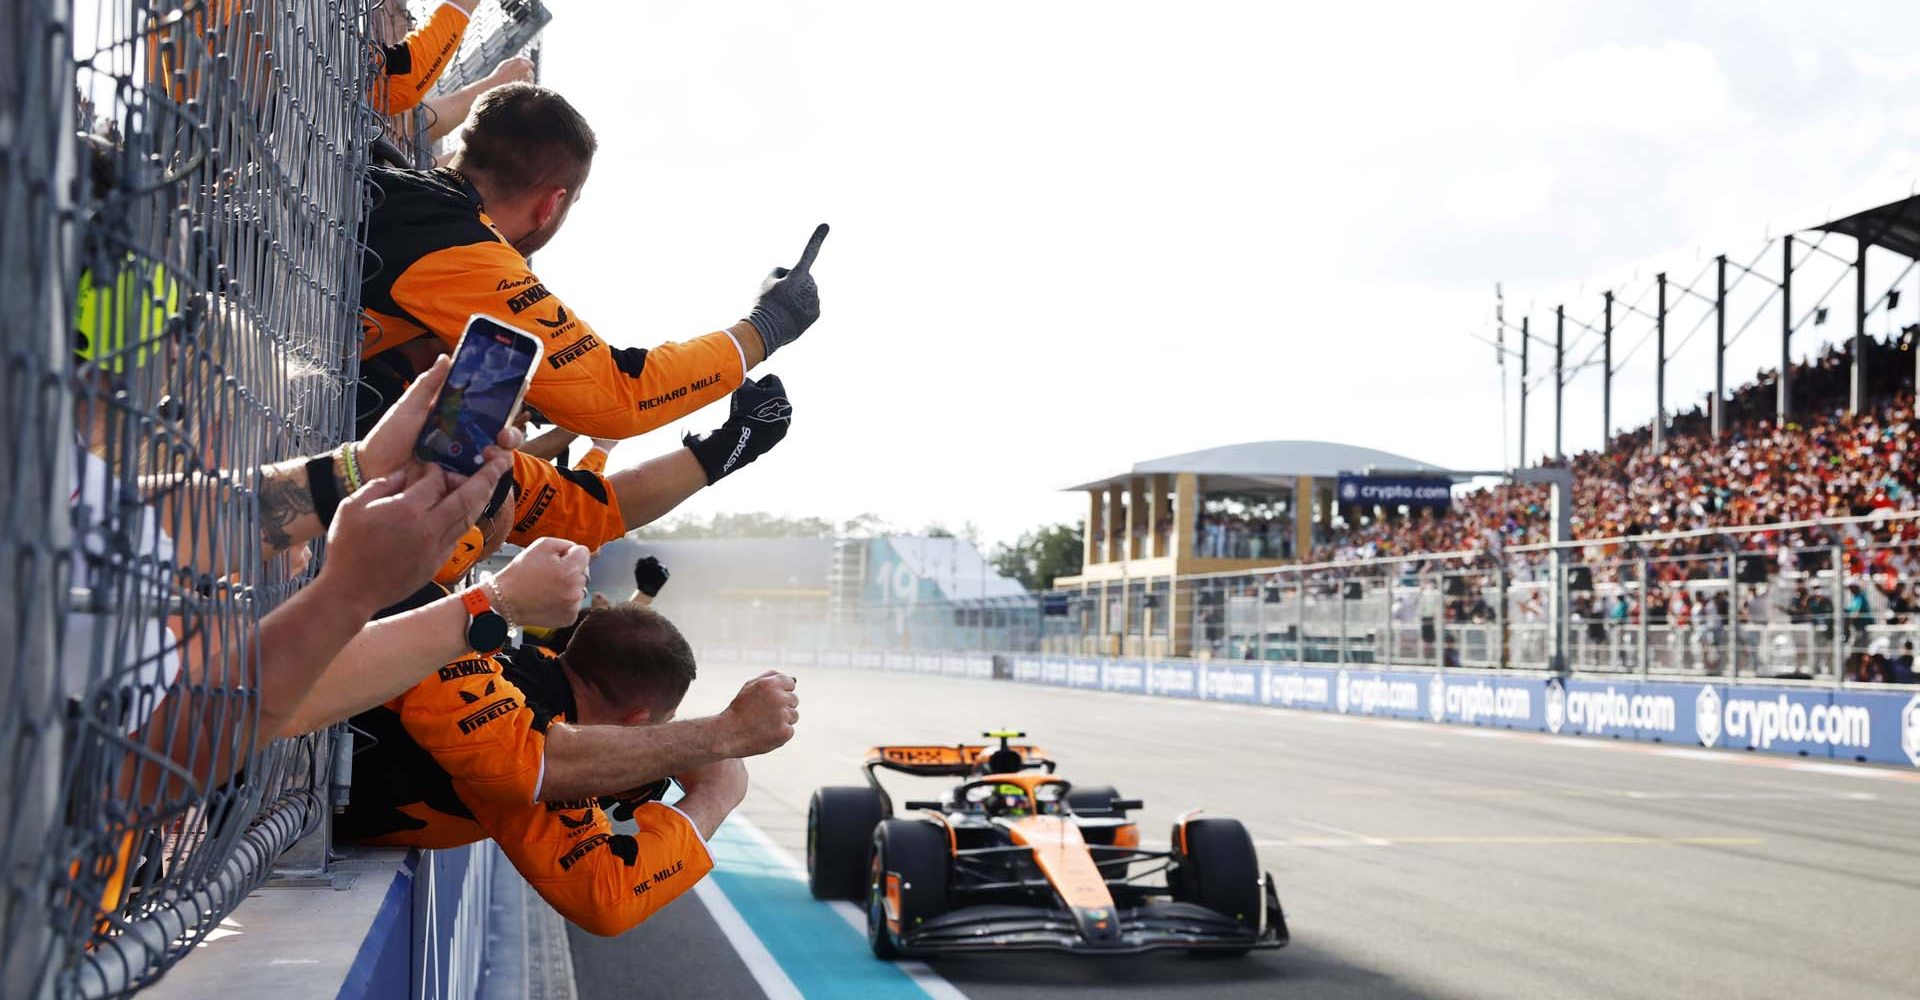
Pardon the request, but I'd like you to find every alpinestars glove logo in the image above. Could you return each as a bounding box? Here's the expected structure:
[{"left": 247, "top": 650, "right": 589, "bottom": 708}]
[
  {"left": 750, "top": 397, "right": 792, "bottom": 423},
  {"left": 721, "top": 427, "right": 752, "bottom": 474}
]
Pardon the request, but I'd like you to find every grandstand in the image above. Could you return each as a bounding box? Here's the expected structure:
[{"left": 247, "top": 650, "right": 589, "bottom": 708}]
[{"left": 1059, "top": 440, "right": 1456, "bottom": 656}]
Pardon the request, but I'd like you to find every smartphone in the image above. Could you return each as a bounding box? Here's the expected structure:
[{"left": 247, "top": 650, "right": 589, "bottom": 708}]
[{"left": 414, "top": 314, "right": 543, "bottom": 474}]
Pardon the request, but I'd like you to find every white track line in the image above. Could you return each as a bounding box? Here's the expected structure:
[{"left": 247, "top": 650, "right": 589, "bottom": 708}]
[
  {"left": 726, "top": 814, "right": 970, "bottom": 1000},
  {"left": 692, "top": 878, "right": 806, "bottom": 1000}
]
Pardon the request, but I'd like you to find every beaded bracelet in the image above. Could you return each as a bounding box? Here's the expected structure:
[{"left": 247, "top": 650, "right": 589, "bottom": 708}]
[{"left": 338, "top": 441, "right": 363, "bottom": 492}]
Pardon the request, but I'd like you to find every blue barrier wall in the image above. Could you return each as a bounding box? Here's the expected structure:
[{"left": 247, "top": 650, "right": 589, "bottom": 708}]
[
  {"left": 708, "top": 644, "right": 1920, "bottom": 769},
  {"left": 337, "top": 844, "right": 496, "bottom": 1000}
]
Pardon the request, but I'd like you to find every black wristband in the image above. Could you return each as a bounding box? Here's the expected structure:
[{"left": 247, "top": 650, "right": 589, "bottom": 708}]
[{"left": 306, "top": 454, "right": 343, "bottom": 527}]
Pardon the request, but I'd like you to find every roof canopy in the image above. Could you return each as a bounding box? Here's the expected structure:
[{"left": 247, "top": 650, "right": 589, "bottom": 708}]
[
  {"left": 1816, "top": 194, "right": 1920, "bottom": 261},
  {"left": 1067, "top": 439, "right": 1453, "bottom": 493}
]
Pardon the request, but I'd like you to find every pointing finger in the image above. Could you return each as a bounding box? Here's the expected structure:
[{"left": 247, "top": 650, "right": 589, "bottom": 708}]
[{"left": 792, "top": 223, "right": 829, "bottom": 273}]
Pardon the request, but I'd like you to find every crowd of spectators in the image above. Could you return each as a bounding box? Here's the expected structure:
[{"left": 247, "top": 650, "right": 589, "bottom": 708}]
[
  {"left": 1196, "top": 495, "right": 1295, "bottom": 560},
  {"left": 1325, "top": 337, "right": 1920, "bottom": 570}
]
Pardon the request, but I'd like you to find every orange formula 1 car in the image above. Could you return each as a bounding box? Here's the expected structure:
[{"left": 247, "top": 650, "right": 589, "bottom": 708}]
[{"left": 806, "top": 731, "right": 1289, "bottom": 958}]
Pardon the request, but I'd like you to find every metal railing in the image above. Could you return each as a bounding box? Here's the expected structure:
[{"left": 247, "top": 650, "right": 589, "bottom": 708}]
[{"left": 669, "top": 514, "right": 1920, "bottom": 691}]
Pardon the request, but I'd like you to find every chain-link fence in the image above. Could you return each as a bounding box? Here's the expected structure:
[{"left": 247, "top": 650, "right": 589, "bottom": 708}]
[
  {"left": 4, "top": 1, "right": 379, "bottom": 997},
  {"left": 4, "top": 1, "right": 551, "bottom": 995}
]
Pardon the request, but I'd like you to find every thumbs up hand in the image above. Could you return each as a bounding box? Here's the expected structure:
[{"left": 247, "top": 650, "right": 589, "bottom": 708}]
[{"left": 746, "top": 223, "right": 829, "bottom": 356}]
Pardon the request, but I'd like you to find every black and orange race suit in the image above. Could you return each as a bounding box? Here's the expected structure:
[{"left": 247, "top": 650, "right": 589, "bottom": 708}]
[
  {"left": 431, "top": 450, "right": 626, "bottom": 590},
  {"left": 146, "top": 2, "right": 464, "bottom": 117},
  {"left": 372, "top": 2, "right": 470, "bottom": 115},
  {"left": 338, "top": 643, "right": 712, "bottom": 936},
  {"left": 504, "top": 450, "right": 627, "bottom": 550},
  {"left": 360, "top": 165, "right": 747, "bottom": 438}
]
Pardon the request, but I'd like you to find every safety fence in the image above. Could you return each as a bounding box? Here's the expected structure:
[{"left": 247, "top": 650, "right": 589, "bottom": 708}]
[
  {"left": 1054, "top": 516, "right": 1920, "bottom": 685},
  {"left": 667, "top": 527, "right": 1920, "bottom": 686},
  {"left": 697, "top": 644, "right": 1920, "bottom": 769},
  {"left": 1, "top": 2, "right": 544, "bottom": 998}
]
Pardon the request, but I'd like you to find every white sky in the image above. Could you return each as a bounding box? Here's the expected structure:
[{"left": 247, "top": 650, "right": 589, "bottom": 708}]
[{"left": 534, "top": 1, "right": 1920, "bottom": 546}]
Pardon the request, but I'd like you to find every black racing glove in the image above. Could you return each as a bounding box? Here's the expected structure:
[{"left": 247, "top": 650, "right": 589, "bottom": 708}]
[
  {"left": 684, "top": 374, "right": 793, "bottom": 484},
  {"left": 633, "top": 555, "right": 670, "bottom": 598},
  {"left": 745, "top": 224, "right": 828, "bottom": 356}
]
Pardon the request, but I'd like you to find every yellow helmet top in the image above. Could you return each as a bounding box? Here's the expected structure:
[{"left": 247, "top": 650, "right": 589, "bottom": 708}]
[{"left": 73, "top": 259, "right": 179, "bottom": 373}]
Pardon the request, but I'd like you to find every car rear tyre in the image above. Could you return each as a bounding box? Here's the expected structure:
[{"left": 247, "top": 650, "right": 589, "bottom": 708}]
[
  {"left": 867, "top": 819, "right": 949, "bottom": 959},
  {"left": 808, "top": 786, "right": 886, "bottom": 900},
  {"left": 1171, "top": 817, "right": 1261, "bottom": 956},
  {"left": 1066, "top": 784, "right": 1126, "bottom": 817}
]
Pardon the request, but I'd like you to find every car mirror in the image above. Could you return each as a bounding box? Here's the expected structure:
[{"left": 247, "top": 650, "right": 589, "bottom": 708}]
[{"left": 1111, "top": 799, "right": 1144, "bottom": 811}]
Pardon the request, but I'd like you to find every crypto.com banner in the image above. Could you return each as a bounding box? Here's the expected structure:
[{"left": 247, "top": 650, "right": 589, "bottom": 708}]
[{"left": 991, "top": 654, "right": 1920, "bottom": 767}]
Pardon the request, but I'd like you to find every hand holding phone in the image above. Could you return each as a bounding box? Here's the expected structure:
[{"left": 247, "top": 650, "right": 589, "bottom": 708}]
[{"left": 415, "top": 315, "right": 543, "bottom": 474}]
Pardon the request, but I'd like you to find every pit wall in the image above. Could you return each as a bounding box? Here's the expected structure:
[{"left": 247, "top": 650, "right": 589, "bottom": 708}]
[{"left": 704, "top": 647, "right": 1920, "bottom": 769}]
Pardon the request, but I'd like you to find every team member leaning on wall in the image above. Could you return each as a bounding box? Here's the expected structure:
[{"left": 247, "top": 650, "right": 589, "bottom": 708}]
[{"left": 339, "top": 605, "right": 777, "bottom": 935}]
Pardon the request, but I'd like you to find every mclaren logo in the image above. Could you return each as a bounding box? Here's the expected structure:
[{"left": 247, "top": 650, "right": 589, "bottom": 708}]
[
  {"left": 506, "top": 283, "right": 552, "bottom": 314},
  {"left": 457, "top": 696, "right": 518, "bottom": 734},
  {"left": 495, "top": 275, "right": 538, "bottom": 291},
  {"left": 558, "top": 833, "right": 610, "bottom": 871},
  {"left": 548, "top": 333, "right": 599, "bottom": 369}
]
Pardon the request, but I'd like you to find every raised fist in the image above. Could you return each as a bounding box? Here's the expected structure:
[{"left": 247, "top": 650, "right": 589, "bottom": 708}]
[
  {"left": 493, "top": 536, "right": 591, "bottom": 627},
  {"left": 717, "top": 671, "right": 799, "bottom": 757}
]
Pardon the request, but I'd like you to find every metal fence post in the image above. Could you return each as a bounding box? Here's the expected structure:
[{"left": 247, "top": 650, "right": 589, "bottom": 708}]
[
  {"left": 1382, "top": 572, "right": 1395, "bottom": 665},
  {"left": 1638, "top": 557, "right": 1651, "bottom": 677},
  {"left": 1727, "top": 552, "right": 1740, "bottom": 679},
  {"left": 1832, "top": 543, "right": 1846, "bottom": 685},
  {"left": 1338, "top": 570, "right": 1348, "bottom": 665},
  {"left": 1295, "top": 573, "right": 1307, "bottom": 666},
  {"left": 1495, "top": 564, "right": 1508, "bottom": 670}
]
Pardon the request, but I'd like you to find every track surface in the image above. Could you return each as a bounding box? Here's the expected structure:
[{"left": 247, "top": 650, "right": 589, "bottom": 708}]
[{"left": 576, "top": 661, "right": 1920, "bottom": 1000}]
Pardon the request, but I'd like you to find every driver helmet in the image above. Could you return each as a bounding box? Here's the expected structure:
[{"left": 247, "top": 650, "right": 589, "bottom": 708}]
[{"left": 990, "top": 782, "right": 1031, "bottom": 817}]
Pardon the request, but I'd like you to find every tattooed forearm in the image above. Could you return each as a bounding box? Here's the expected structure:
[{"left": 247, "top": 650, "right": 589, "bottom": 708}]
[{"left": 259, "top": 472, "right": 315, "bottom": 552}]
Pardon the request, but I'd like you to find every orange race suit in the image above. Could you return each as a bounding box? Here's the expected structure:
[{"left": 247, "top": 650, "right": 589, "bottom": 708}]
[
  {"left": 373, "top": 2, "right": 470, "bottom": 115},
  {"left": 337, "top": 639, "right": 712, "bottom": 936},
  {"left": 433, "top": 450, "right": 629, "bottom": 583},
  {"left": 360, "top": 165, "right": 748, "bottom": 438}
]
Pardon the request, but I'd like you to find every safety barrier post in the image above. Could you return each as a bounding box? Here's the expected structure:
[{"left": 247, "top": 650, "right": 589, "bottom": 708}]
[
  {"left": 1337, "top": 570, "right": 1348, "bottom": 665},
  {"left": 1727, "top": 552, "right": 1740, "bottom": 679},
  {"left": 1294, "top": 573, "right": 1307, "bottom": 665},
  {"left": 1382, "top": 572, "right": 1395, "bottom": 665},
  {"left": 1832, "top": 543, "right": 1846, "bottom": 686},
  {"left": 1638, "top": 557, "right": 1651, "bottom": 677},
  {"left": 1495, "top": 564, "right": 1508, "bottom": 669}
]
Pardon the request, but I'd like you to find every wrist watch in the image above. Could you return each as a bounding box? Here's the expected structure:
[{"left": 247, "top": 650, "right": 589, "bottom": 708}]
[{"left": 460, "top": 585, "right": 510, "bottom": 653}]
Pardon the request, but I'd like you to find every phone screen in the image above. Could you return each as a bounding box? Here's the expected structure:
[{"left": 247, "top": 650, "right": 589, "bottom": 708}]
[{"left": 415, "top": 316, "right": 542, "bottom": 474}]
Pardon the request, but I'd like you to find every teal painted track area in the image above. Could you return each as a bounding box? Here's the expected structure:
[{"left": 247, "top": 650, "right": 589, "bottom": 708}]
[{"left": 574, "top": 660, "right": 1920, "bottom": 1000}]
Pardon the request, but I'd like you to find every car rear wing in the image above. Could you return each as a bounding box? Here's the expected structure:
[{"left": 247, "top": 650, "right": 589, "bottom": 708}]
[{"left": 863, "top": 744, "right": 1055, "bottom": 779}]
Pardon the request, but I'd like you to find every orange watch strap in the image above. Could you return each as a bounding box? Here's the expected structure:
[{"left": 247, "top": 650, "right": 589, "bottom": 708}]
[{"left": 460, "top": 586, "right": 493, "bottom": 616}]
